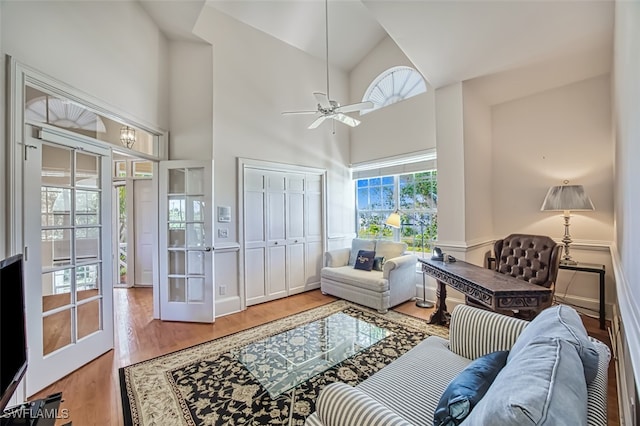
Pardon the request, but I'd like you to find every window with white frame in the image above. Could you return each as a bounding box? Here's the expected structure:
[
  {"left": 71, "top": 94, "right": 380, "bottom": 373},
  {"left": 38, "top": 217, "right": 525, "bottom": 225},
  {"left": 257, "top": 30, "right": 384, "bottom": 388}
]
[
  {"left": 356, "top": 170, "right": 437, "bottom": 254},
  {"left": 360, "top": 66, "right": 427, "bottom": 116}
]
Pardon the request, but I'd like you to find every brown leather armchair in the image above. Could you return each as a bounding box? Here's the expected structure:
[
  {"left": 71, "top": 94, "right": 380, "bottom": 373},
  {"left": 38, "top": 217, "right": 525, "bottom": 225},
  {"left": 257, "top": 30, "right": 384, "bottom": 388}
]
[{"left": 468, "top": 233, "right": 562, "bottom": 318}]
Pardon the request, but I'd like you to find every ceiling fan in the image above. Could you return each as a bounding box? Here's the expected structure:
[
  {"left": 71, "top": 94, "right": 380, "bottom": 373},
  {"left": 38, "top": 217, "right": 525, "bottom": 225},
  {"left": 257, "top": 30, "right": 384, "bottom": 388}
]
[{"left": 282, "top": 0, "right": 373, "bottom": 130}]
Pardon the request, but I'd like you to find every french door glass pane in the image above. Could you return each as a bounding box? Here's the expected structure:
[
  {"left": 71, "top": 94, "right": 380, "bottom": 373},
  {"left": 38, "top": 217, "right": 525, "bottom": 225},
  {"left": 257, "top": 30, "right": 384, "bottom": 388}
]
[
  {"left": 77, "top": 300, "right": 101, "bottom": 339},
  {"left": 43, "top": 309, "right": 73, "bottom": 356},
  {"left": 77, "top": 264, "right": 100, "bottom": 300},
  {"left": 187, "top": 196, "right": 204, "bottom": 221},
  {"left": 169, "top": 251, "right": 185, "bottom": 275},
  {"left": 187, "top": 223, "right": 205, "bottom": 247},
  {"left": 41, "top": 229, "right": 72, "bottom": 269},
  {"left": 186, "top": 168, "right": 204, "bottom": 194},
  {"left": 42, "top": 270, "right": 71, "bottom": 311},
  {"left": 187, "top": 251, "right": 204, "bottom": 275},
  {"left": 169, "top": 228, "right": 185, "bottom": 247},
  {"left": 169, "top": 278, "right": 186, "bottom": 302},
  {"left": 42, "top": 144, "right": 72, "bottom": 186},
  {"left": 76, "top": 152, "right": 99, "bottom": 188},
  {"left": 188, "top": 278, "right": 204, "bottom": 302},
  {"left": 169, "top": 169, "right": 185, "bottom": 193}
]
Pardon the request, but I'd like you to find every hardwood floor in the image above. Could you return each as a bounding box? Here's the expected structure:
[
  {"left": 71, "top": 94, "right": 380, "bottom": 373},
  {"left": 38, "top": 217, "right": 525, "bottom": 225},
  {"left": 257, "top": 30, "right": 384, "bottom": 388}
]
[{"left": 32, "top": 288, "right": 619, "bottom": 425}]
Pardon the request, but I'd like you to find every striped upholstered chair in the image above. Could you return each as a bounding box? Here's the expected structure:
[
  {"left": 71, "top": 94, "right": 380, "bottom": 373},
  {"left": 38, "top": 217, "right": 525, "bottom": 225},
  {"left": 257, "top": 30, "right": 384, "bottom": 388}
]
[{"left": 468, "top": 233, "right": 562, "bottom": 318}]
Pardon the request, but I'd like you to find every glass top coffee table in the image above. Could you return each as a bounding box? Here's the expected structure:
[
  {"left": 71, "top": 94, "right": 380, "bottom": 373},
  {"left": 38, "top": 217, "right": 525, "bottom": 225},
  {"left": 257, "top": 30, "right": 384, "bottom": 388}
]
[{"left": 233, "top": 312, "right": 391, "bottom": 397}]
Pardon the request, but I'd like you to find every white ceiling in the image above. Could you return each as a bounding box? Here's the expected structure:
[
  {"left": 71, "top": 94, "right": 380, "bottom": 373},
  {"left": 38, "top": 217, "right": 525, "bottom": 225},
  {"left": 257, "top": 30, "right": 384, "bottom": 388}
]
[{"left": 140, "top": 0, "right": 614, "bottom": 99}]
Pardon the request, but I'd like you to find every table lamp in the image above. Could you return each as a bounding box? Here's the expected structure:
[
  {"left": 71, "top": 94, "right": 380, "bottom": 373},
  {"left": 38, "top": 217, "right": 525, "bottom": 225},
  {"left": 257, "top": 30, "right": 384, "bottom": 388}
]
[{"left": 540, "top": 181, "right": 594, "bottom": 265}]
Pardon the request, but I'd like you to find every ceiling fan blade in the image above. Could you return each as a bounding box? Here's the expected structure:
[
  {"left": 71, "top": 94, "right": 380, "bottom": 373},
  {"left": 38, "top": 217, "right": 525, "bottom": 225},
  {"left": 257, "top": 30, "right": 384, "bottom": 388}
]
[
  {"left": 334, "top": 101, "right": 374, "bottom": 114},
  {"left": 313, "top": 92, "right": 331, "bottom": 109},
  {"left": 332, "top": 113, "right": 361, "bottom": 127},
  {"left": 308, "top": 115, "right": 329, "bottom": 129},
  {"left": 282, "top": 110, "right": 318, "bottom": 115}
]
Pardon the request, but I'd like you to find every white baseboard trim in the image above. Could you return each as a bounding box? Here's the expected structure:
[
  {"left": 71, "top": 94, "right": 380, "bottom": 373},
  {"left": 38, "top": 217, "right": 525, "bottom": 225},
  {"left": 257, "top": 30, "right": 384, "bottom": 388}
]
[
  {"left": 610, "top": 243, "right": 640, "bottom": 425},
  {"left": 215, "top": 296, "right": 242, "bottom": 317},
  {"left": 553, "top": 294, "right": 612, "bottom": 321}
]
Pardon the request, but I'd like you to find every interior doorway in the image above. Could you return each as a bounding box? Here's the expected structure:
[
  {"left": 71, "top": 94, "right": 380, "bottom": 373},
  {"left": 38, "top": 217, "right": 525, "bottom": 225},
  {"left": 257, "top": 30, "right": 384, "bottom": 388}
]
[{"left": 112, "top": 154, "right": 156, "bottom": 289}]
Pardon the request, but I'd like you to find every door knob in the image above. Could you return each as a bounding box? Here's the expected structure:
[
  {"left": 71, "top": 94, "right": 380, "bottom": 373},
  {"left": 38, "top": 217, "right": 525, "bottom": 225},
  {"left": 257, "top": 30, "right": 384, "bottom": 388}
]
[{"left": 204, "top": 246, "right": 212, "bottom": 252}]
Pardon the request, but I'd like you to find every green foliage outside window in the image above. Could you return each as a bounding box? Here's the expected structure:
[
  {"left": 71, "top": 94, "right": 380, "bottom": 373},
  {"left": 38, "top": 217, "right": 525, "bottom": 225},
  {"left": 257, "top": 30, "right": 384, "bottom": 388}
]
[{"left": 356, "top": 171, "right": 437, "bottom": 252}]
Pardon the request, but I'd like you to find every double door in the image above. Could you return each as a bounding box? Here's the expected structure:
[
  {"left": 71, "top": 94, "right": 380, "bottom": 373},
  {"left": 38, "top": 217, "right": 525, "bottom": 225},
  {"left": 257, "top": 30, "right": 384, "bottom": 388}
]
[{"left": 244, "top": 168, "right": 323, "bottom": 305}]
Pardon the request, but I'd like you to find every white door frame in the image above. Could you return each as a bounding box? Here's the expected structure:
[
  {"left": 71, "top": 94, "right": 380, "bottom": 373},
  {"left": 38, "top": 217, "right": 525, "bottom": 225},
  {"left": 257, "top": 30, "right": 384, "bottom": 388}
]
[
  {"left": 237, "top": 158, "right": 327, "bottom": 311},
  {"left": 6, "top": 57, "right": 168, "bottom": 399}
]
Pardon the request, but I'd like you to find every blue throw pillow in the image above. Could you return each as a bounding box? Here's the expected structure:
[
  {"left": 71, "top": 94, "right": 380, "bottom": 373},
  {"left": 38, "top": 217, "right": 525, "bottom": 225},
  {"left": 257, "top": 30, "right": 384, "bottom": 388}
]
[
  {"left": 433, "top": 350, "right": 509, "bottom": 426},
  {"left": 372, "top": 256, "right": 385, "bottom": 271},
  {"left": 353, "top": 250, "right": 375, "bottom": 271}
]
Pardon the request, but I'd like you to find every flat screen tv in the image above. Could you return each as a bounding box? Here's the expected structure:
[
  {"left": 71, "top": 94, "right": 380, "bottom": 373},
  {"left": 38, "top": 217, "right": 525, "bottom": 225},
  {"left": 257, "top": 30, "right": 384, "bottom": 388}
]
[{"left": 0, "top": 254, "right": 27, "bottom": 413}]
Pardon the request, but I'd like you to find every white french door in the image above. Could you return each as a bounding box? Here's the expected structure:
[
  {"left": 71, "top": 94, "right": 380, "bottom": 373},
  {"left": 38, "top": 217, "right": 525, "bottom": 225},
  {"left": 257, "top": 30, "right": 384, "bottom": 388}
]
[
  {"left": 23, "top": 126, "right": 113, "bottom": 396},
  {"left": 159, "top": 161, "right": 215, "bottom": 322}
]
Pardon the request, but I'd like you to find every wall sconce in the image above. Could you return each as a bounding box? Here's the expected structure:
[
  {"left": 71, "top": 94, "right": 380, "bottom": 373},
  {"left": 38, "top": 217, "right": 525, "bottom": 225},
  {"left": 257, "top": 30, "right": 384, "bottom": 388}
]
[
  {"left": 120, "top": 126, "right": 136, "bottom": 149},
  {"left": 540, "top": 180, "right": 594, "bottom": 265}
]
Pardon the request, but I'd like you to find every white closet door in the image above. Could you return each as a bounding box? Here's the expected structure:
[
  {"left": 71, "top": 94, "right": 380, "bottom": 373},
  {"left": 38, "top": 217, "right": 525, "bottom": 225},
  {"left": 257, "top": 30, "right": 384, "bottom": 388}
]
[
  {"left": 244, "top": 169, "right": 267, "bottom": 305},
  {"left": 305, "top": 174, "right": 324, "bottom": 286},
  {"left": 287, "top": 174, "right": 306, "bottom": 294},
  {"left": 243, "top": 165, "right": 325, "bottom": 306},
  {"left": 266, "top": 172, "right": 287, "bottom": 299}
]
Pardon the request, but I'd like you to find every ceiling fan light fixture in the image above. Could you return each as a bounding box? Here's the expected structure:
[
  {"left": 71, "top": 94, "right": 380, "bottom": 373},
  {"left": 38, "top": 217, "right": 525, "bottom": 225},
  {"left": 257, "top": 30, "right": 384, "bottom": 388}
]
[{"left": 282, "top": 0, "right": 373, "bottom": 130}]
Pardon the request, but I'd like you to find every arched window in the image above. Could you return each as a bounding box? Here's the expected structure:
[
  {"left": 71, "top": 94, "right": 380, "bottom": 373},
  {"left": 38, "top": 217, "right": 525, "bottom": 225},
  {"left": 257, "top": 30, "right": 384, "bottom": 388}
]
[{"left": 361, "top": 66, "right": 427, "bottom": 115}]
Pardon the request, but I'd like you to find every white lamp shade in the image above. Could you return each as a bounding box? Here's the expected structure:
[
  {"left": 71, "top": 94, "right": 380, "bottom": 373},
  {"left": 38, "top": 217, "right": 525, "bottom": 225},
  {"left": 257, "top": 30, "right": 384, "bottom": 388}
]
[{"left": 540, "top": 185, "right": 595, "bottom": 212}]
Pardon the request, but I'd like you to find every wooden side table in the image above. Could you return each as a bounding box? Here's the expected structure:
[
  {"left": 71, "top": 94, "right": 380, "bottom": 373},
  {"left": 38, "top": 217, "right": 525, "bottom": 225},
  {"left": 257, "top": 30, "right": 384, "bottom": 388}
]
[{"left": 558, "top": 262, "right": 606, "bottom": 329}]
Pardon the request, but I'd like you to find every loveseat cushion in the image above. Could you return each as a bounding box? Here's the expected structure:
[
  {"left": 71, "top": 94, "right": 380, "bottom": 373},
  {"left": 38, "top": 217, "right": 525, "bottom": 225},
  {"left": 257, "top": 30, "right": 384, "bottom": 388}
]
[
  {"left": 463, "top": 337, "right": 588, "bottom": 425},
  {"left": 434, "top": 350, "right": 508, "bottom": 426},
  {"left": 348, "top": 239, "right": 376, "bottom": 266},
  {"left": 375, "top": 240, "right": 407, "bottom": 261},
  {"left": 321, "top": 266, "right": 388, "bottom": 292},
  {"left": 508, "top": 304, "right": 599, "bottom": 383}
]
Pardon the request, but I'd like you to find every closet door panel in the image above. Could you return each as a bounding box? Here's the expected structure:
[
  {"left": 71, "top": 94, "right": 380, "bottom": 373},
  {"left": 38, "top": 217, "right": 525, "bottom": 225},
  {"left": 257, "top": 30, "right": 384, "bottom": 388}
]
[
  {"left": 267, "top": 244, "right": 287, "bottom": 298},
  {"left": 287, "top": 243, "right": 306, "bottom": 294},
  {"left": 305, "top": 174, "right": 324, "bottom": 287},
  {"left": 306, "top": 241, "right": 323, "bottom": 285},
  {"left": 245, "top": 247, "right": 267, "bottom": 303},
  {"left": 244, "top": 169, "right": 267, "bottom": 305}
]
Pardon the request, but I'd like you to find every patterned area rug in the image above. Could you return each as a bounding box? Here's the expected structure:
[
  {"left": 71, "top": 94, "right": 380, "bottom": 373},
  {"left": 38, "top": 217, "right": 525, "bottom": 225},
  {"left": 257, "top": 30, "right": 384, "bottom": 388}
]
[{"left": 119, "top": 300, "right": 448, "bottom": 426}]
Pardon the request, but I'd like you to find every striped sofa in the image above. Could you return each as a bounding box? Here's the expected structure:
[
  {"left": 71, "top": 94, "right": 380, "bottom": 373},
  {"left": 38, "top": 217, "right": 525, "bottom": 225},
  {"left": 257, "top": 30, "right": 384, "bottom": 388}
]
[{"left": 305, "top": 304, "right": 610, "bottom": 426}]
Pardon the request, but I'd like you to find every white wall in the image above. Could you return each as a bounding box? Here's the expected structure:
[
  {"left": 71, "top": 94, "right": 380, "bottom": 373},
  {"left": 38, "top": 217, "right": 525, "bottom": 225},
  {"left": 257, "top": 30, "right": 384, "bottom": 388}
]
[
  {"left": 1, "top": 1, "right": 170, "bottom": 129},
  {"left": 168, "top": 41, "right": 213, "bottom": 160},
  {"left": 434, "top": 83, "right": 466, "bottom": 245},
  {"left": 193, "top": 6, "right": 354, "bottom": 314},
  {"left": 613, "top": 0, "right": 640, "bottom": 411},
  {"left": 492, "top": 75, "right": 613, "bottom": 242},
  {"left": 349, "top": 36, "right": 436, "bottom": 164},
  {"left": 462, "top": 85, "right": 493, "bottom": 243}
]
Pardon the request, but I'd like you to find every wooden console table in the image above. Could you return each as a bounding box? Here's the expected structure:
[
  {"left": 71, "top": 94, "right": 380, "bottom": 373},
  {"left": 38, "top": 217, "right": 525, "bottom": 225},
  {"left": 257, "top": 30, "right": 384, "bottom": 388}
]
[{"left": 419, "top": 258, "right": 552, "bottom": 325}]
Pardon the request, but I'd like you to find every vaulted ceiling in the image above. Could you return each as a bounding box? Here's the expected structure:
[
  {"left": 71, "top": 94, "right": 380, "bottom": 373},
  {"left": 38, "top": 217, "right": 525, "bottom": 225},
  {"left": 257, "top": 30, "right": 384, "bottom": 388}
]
[{"left": 140, "top": 0, "right": 614, "bottom": 103}]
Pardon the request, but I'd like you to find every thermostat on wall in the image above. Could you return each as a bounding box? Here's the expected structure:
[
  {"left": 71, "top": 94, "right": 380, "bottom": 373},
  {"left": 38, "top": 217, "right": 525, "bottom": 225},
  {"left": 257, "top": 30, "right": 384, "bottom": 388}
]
[{"left": 217, "top": 206, "right": 231, "bottom": 223}]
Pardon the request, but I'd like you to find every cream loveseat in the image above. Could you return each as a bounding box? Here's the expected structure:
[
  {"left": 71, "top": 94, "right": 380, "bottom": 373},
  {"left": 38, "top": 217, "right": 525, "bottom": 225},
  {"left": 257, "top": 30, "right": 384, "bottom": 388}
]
[
  {"left": 306, "top": 304, "right": 610, "bottom": 426},
  {"left": 320, "top": 239, "right": 418, "bottom": 313}
]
